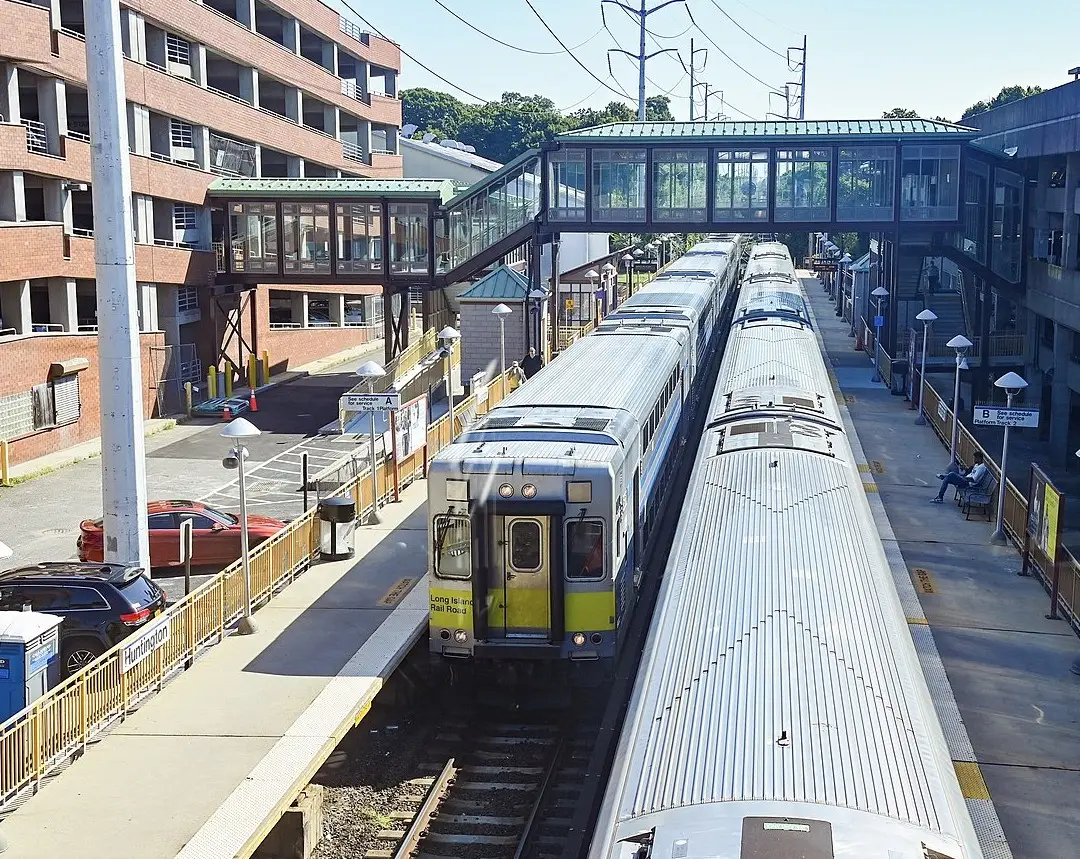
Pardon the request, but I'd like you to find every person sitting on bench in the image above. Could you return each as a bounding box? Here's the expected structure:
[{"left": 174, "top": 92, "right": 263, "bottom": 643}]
[{"left": 930, "top": 452, "right": 988, "bottom": 504}]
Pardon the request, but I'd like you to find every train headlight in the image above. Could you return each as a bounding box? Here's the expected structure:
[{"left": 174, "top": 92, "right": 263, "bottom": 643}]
[
  {"left": 498, "top": 483, "right": 514, "bottom": 498},
  {"left": 439, "top": 629, "right": 450, "bottom": 640},
  {"left": 521, "top": 483, "right": 537, "bottom": 499},
  {"left": 572, "top": 632, "right": 586, "bottom": 647},
  {"left": 454, "top": 629, "right": 468, "bottom": 643}
]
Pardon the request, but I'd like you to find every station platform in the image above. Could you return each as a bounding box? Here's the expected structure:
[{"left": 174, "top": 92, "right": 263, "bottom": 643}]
[
  {"left": 802, "top": 272, "right": 1080, "bottom": 859},
  {"left": 0, "top": 483, "right": 429, "bottom": 859}
]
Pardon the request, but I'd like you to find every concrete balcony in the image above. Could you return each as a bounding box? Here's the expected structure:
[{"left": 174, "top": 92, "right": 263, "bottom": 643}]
[
  {"left": 368, "top": 151, "right": 403, "bottom": 177},
  {"left": 1025, "top": 260, "right": 1080, "bottom": 332}
]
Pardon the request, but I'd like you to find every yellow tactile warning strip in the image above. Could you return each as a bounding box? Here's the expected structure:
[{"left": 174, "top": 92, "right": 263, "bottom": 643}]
[
  {"left": 907, "top": 617, "right": 930, "bottom": 625},
  {"left": 378, "top": 577, "right": 416, "bottom": 607},
  {"left": 954, "top": 761, "right": 992, "bottom": 800},
  {"left": 858, "top": 463, "right": 870, "bottom": 473},
  {"left": 912, "top": 567, "right": 937, "bottom": 594},
  {"left": 863, "top": 483, "right": 878, "bottom": 493}
]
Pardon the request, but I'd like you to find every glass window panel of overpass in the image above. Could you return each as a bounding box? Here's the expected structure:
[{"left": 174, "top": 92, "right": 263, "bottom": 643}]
[
  {"left": 774, "top": 149, "right": 831, "bottom": 222},
  {"left": 229, "top": 202, "right": 279, "bottom": 274},
  {"left": 652, "top": 149, "right": 708, "bottom": 222},
  {"left": 389, "top": 203, "right": 430, "bottom": 275},
  {"left": 900, "top": 145, "right": 960, "bottom": 221},
  {"left": 991, "top": 168, "right": 1024, "bottom": 283},
  {"left": 714, "top": 150, "right": 769, "bottom": 221},
  {"left": 549, "top": 149, "right": 587, "bottom": 222},
  {"left": 837, "top": 147, "right": 895, "bottom": 222},
  {"left": 336, "top": 203, "right": 383, "bottom": 274},
  {"left": 956, "top": 160, "right": 989, "bottom": 264},
  {"left": 283, "top": 203, "right": 331, "bottom": 274},
  {"left": 592, "top": 149, "right": 647, "bottom": 223}
]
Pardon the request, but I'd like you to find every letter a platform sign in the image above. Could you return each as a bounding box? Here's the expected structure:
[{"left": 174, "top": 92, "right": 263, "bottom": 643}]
[
  {"left": 340, "top": 392, "right": 402, "bottom": 412},
  {"left": 973, "top": 404, "right": 1040, "bottom": 428}
]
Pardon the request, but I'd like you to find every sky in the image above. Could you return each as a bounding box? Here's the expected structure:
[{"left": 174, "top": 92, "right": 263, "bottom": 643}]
[{"left": 330, "top": 0, "right": 1077, "bottom": 123}]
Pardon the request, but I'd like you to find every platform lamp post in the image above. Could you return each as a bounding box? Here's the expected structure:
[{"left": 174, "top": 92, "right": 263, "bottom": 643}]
[
  {"left": 914, "top": 309, "right": 938, "bottom": 425},
  {"left": 585, "top": 270, "right": 600, "bottom": 326},
  {"left": 602, "top": 262, "right": 618, "bottom": 309},
  {"left": 220, "top": 416, "right": 260, "bottom": 634},
  {"left": 621, "top": 253, "right": 634, "bottom": 297},
  {"left": 870, "top": 286, "right": 889, "bottom": 383},
  {"left": 946, "top": 335, "right": 973, "bottom": 468},
  {"left": 491, "top": 303, "right": 511, "bottom": 398},
  {"left": 632, "top": 248, "right": 644, "bottom": 292},
  {"left": 355, "top": 360, "right": 385, "bottom": 525},
  {"left": 439, "top": 326, "right": 461, "bottom": 439},
  {"left": 990, "top": 372, "right": 1028, "bottom": 544}
]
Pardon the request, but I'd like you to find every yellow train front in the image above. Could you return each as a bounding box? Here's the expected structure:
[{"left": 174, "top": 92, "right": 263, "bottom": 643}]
[{"left": 427, "top": 238, "right": 743, "bottom": 667}]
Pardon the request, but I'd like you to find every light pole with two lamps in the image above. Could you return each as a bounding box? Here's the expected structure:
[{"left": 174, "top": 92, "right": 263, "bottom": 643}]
[
  {"left": 220, "top": 416, "right": 261, "bottom": 634},
  {"left": 355, "top": 360, "right": 386, "bottom": 525},
  {"left": 632, "top": 248, "right": 644, "bottom": 294},
  {"left": 602, "top": 262, "right": 618, "bottom": 309},
  {"left": 914, "top": 309, "right": 937, "bottom": 425},
  {"left": 870, "top": 286, "right": 889, "bottom": 383},
  {"left": 491, "top": 303, "right": 511, "bottom": 398},
  {"left": 946, "top": 335, "right": 973, "bottom": 468},
  {"left": 990, "top": 372, "right": 1028, "bottom": 544},
  {"left": 621, "top": 253, "right": 634, "bottom": 297},
  {"left": 439, "top": 326, "right": 461, "bottom": 439}
]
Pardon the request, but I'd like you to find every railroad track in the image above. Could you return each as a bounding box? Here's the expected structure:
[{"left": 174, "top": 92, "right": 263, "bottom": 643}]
[{"left": 369, "top": 715, "right": 591, "bottom": 859}]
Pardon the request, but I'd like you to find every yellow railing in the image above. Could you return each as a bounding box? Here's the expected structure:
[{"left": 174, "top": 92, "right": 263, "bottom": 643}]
[
  {"left": 0, "top": 369, "right": 512, "bottom": 809},
  {"left": 921, "top": 332, "right": 1028, "bottom": 361},
  {"left": 920, "top": 380, "right": 1080, "bottom": 630},
  {"left": 861, "top": 318, "right": 893, "bottom": 389},
  {"left": 558, "top": 321, "right": 595, "bottom": 351}
]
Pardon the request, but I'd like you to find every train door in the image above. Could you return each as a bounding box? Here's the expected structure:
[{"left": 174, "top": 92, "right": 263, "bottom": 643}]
[{"left": 488, "top": 516, "right": 552, "bottom": 639}]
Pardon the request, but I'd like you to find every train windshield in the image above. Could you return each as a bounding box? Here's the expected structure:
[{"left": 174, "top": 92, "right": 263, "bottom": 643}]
[
  {"left": 433, "top": 514, "right": 472, "bottom": 579},
  {"left": 566, "top": 520, "right": 605, "bottom": 579}
]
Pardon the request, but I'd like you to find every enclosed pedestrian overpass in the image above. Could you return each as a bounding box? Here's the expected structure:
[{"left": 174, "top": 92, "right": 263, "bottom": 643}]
[{"left": 210, "top": 119, "right": 1028, "bottom": 379}]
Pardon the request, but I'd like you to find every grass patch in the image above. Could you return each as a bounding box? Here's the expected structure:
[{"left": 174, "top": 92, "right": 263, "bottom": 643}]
[{"left": 358, "top": 808, "right": 393, "bottom": 829}]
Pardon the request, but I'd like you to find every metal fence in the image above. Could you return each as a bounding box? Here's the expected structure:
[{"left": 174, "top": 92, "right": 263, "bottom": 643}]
[
  {"left": 0, "top": 368, "right": 512, "bottom": 810},
  {"left": 148, "top": 344, "right": 201, "bottom": 417}
]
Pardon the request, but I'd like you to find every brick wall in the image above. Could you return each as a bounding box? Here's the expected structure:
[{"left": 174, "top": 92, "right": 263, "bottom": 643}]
[
  {"left": 460, "top": 301, "right": 527, "bottom": 383},
  {"left": 1, "top": 331, "right": 164, "bottom": 465}
]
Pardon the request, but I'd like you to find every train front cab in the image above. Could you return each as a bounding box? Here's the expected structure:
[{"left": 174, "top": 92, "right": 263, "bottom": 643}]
[{"left": 430, "top": 469, "right": 620, "bottom": 666}]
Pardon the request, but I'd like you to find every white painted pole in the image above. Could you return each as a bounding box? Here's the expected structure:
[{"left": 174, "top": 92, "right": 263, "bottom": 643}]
[
  {"left": 236, "top": 445, "right": 256, "bottom": 634},
  {"left": 916, "top": 322, "right": 929, "bottom": 425},
  {"left": 991, "top": 390, "right": 1014, "bottom": 543},
  {"left": 84, "top": 0, "right": 149, "bottom": 573},
  {"left": 950, "top": 355, "right": 962, "bottom": 466},
  {"left": 367, "top": 378, "right": 380, "bottom": 525},
  {"left": 498, "top": 317, "right": 506, "bottom": 399}
]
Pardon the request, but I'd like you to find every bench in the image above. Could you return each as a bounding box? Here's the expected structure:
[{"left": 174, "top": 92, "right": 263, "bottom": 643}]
[{"left": 959, "top": 475, "right": 997, "bottom": 521}]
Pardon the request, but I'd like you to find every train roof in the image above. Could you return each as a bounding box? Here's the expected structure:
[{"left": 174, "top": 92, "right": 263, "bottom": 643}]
[{"left": 613, "top": 279, "right": 719, "bottom": 318}]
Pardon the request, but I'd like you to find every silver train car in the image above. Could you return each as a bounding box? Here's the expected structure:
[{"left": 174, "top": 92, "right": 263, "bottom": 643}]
[
  {"left": 427, "top": 239, "right": 742, "bottom": 663},
  {"left": 589, "top": 244, "right": 983, "bottom": 859}
]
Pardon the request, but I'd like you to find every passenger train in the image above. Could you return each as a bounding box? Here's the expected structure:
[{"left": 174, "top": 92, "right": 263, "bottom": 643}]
[
  {"left": 427, "top": 237, "right": 743, "bottom": 663},
  {"left": 589, "top": 243, "right": 984, "bottom": 859}
]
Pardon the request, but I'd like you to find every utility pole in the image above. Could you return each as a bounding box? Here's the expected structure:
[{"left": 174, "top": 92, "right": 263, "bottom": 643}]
[
  {"left": 84, "top": 0, "right": 150, "bottom": 572},
  {"left": 686, "top": 37, "right": 707, "bottom": 121},
  {"left": 603, "top": 0, "right": 686, "bottom": 120},
  {"left": 787, "top": 35, "right": 807, "bottom": 119}
]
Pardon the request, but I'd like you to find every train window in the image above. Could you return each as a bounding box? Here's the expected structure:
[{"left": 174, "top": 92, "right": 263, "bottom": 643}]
[
  {"left": 509, "top": 520, "right": 542, "bottom": 571},
  {"left": 433, "top": 515, "right": 472, "bottom": 579},
  {"left": 566, "top": 520, "right": 605, "bottom": 579}
]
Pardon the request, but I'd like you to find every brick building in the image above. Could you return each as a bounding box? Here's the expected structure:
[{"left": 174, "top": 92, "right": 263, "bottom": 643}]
[{"left": 0, "top": 0, "right": 403, "bottom": 465}]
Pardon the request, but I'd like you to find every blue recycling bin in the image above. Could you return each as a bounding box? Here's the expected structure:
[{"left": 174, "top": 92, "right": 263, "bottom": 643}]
[{"left": 0, "top": 611, "right": 63, "bottom": 720}]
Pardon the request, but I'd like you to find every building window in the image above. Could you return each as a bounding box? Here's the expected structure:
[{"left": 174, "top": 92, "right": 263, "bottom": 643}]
[
  {"left": 652, "top": 149, "right": 707, "bottom": 222},
  {"left": 900, "top": 145, "right": 960, "bottom": 222},
  {"left": 170, "top": 119, "right": 193, "bottom": 149},
  {"left": 836, "top": 147, "right": 895, "bottom": 222},
  {"left": 991, "top": 168, "right": 1023, "bottom": 283},
  {"left": 173, "top": 204, "right": 198, "bottom": 231},
  {"left": 177, "top": 286, "right": 198, "bottom": 314},
  {"left": 282, "top": 203, "right": 331, "bottom": 274},
  {"left": 166, "top": 34, "right": 190, "bottom": 66},
  {"left": 592, "top": 148, "right": 647, "bottom": 222},
  {"left": 389, "top": 203, "right": 430, "bottom": 275},
  {"left": 714, "top": 150, "right": 769, "bottom": 221},
  {"left": 774, "top": 149, "right": 831, "bottom": 222},
  {"left": 335, "top": 203, "right": 383, "bottom": 273},
  {"left": 548, "top": 148, "right": 587, "bottom": 222}
]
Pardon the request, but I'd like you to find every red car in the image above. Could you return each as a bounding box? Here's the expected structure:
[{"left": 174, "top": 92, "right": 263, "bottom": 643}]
[{"left": 78, "top": 501, "right": 286, "bottom": 569}]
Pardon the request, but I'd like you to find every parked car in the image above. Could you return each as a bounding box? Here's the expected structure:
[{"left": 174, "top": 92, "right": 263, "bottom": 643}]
[
  {"left": 78, "top": 501, "right": 286, "bottom": 570},
  {"left": 0, "top": 562, "right": 167, "bottom": 676}
]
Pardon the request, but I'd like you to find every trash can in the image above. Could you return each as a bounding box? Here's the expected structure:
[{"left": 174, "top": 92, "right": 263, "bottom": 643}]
[
  {"left": 0, "top": 610, "right": 63, "bottom": 720},
  {"left": 319, "top": 497, "right": 356, "bottom": 561},
  {"left": 890, "top": 359, "right": 908, "bottom": 396}
]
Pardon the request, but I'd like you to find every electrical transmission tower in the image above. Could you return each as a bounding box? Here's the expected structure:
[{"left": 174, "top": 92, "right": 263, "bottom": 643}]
[{"left": 602, "top": 0, "right": 687, "bottom": 120}]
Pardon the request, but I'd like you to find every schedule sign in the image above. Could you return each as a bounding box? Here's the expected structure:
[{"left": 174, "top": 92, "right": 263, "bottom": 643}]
[
  {"left": 973, "top": 405, "right": 1039, "bottom": 428},
  {"left": 340, "top": 392, "right": 401, "bottom": 412}
]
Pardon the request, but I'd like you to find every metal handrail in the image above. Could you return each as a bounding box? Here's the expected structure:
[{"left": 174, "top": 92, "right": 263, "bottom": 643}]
[
  {"left": 21, "top": 118, "right": 48, "bottom": 154},
  {"left": 342, "top": 140, "right": 364, "bottom": 162}
]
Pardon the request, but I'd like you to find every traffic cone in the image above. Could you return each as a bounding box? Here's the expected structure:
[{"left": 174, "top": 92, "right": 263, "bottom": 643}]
[
  {"left": 222, "top": 404, "right": 232, "bottom": 422},
  {"left": 249, "top": 390, "right": 258, "bottom": 413}
]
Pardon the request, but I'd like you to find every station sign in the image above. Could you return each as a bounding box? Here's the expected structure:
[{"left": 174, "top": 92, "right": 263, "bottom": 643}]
[
  {"left": 340, "top": 392, "right": 401, "bottom": 412},
  {"left": 121, "top": 616, "right": 170, "bottom": 671},
  {"left": 973, "top": 405, "right": 1040, "bottom": 428}
]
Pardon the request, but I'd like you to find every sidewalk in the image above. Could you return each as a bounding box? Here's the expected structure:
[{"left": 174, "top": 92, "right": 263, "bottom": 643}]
[
  {"left": 0, "top": 482, "right": 429, "bottom": 859},
  {"left": 803, "top": 272, "right": 1080, "bottom": 859}
]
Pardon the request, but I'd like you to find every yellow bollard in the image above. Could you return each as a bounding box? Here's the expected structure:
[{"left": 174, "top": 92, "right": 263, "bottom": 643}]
[
  {"left": 224, "top": 369, "right": 233, "bottom": 398},
  {"left": 208, "top": 366, "right": 217, "bottom": 400},
  {"left": 0, "top": 439, "right": 9, "bottom": 487},
  {"left": 262, "top": 350, "right": 270, "bottom": 386},
  {"left": 247, "top": 354, "right": 257, "bottom": 390}
]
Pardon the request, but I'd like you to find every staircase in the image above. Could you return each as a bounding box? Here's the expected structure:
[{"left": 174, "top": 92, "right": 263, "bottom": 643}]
[{"left": 927, "top": 291, "right": 967, "bottom": 341}]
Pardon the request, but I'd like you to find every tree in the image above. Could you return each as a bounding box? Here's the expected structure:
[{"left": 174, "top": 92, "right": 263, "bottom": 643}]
[
  {"left": 457, "top": 92, "right": 569, "bottom": 164},
  {"left": 882, "top": 107, "right": 920, "bottom": 119},
  {"left": 401, "top": 88, "right": 475, "bottom": 140},
  {"left": 645, "top": 95, "right": 675, "bottom": 122},
  {"left": 962, "top": 84, "right": 1043, "bottom": 120},
  {"left": 566, "top": 101, "right": 637, "bottom": 130}
]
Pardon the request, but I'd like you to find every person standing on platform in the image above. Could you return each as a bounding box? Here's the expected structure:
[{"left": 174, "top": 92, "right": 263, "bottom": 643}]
[{"left": 521, "top": 348, "right": 544, "bottom": 379}]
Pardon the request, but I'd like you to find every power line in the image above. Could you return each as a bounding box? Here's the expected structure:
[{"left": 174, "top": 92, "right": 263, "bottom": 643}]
[
  {"left": 559, "top": 84, "right": 607, "bottom": 112},
  {"left": 430, "top": 0, "right": 605, "bottom": 56},
  {"left": 706, "top": 0, "right": 787, "bottom": 60},
  {"left": 336, "top": 0, "right": 491, "bottom": 102},
  {"left": 726, "top": 0, "right": 800, "bottom": 38},
  {"left": 685, "top": 6, "right": 780, "bottom": 91},
  {"left": 522, "top": 0, "right": 636, "bottom": 102}
]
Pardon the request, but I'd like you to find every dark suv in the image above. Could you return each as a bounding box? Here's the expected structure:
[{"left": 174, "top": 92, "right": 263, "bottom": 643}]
[{"left": 0, "top": 563, "right": 168, "bottom": 677}]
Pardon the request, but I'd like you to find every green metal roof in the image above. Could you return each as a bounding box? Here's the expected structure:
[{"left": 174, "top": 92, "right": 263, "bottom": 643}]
[
  {"left": 559, "top": 119, "right": 978, "bottom": 142},
  {"left": 207, "top": 177, "right": 457, "bottom": 201},
  {"left": 458, "top": 266, "right": 530, "bottom": 301}
]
